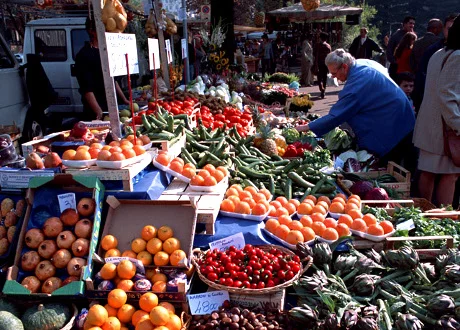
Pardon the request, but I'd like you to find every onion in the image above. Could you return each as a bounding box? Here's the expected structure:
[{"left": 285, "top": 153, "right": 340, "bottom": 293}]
[{"left": 350, "top": 181, "right": 374, "bottom": 199}]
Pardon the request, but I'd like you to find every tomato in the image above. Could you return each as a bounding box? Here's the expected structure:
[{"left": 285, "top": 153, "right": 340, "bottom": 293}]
[
  {"left": 225, "top": 278, "right": 233, "bottom": 286},
  {"left": 257, "top": 282, "right": 265, "bottom": 289},
  {"left": 272, "top": 277, "right": 280, "bottom": 285},
  {"left": 148, "top": 102, "right": 156, "bottom": 110},
  {"left": 207, "top": 272, "right": 218, "bottom": 282},
  {"left": 174, "top": 101, "right": 183, "bottom": 108},
  {"left": 266, "top": 280, "right": 275, "bottom": 288},
  {"left": 184, "top": 107, "right": 194, "bottom": 115},
  {"left": 292, "top": 264, "right": 301, "bottom": 274},
  {"left": 214, "top": 114, "right": 226, "bottom": 122},
  {"left": 237, "top": 272, "right": 248, "bottom": 281},
  {"left": 228, "top": 116, "right": 240, "bottom": 124},
  {"left": 241, "top": 113, "right": 252, "bottom": 121},
  {"left": 285, "top": 270, "right": 295, "bottom": 281},
  {"left": 233, "top": 280, "right": 243, "bottom": 288},
  {"left": 162, "top": 103, "right": 171, "bottom": 111},
  {"left": 170, "top": 107, "right": 181, "bottom": 115},
  {"left": 214, "top": 121, "right": 224, "bottom": 129},
  {"left": 292, "top": 256, "right": 301, "bottom": 263},
  {"left": 277, "top": 271, "right": 286, "bottom": 280},
  {"left": 219, "top": 278, "right": 226, "bottom": 285},
  {"left": 245, "top": 266, "right": 253, "bottom": 275},
  {"left": 184, "top": 100, "right": 194, "bottom": 108},
  {"left": 262, "top": 269, "right": 272, "bottom": 280},
  {"left": 235, "top": 250, "right": 245, "bottom": 260},
  {"left": 242, "top": 280, "right": 251, "bottom": 288},
  {"left": 250, "top": 283, "right": 258, "bottom": 289},
  {"left": 240, "top": 119, "right": 249, "bottom": 127},
  {"left": 201, "top": 106, "right": 211, "bottom": 113}
]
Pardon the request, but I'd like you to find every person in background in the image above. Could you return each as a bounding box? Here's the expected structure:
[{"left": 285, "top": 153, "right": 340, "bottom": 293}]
[
  {"left": 396, "top": 72, "right": 415, "bottom": 112},
  {"left": 300, "top": 34, "right": 314, "bottom": 87},
  {"left": 412, "top": 16, "right": 460, "bottom": 206},
  {"left": 193, "top": 37, "right": 206, "bottom": 79},
  {"left": 348, "top": 27, "right": 382, "bottom": 59},
  {"left": 75, "top": 17, "right": 128, "bottom": 120},
  {"left": 314, "top": 32, "right": 331, "bottom": 99},
  {"left": 296, "top": 49, "right": 415, "bottom": 166},
  {"left": 387, "top": 16, "right": 416, "bottom": 80},
  {"left": 394, "top": 32, "right": 417, "bottom": 74},
  {"left": 259, "top": 34, "right": 274, "bottom": 78},
  {"left": 410, "top": 19, "right": 443, "bottom": 73}
]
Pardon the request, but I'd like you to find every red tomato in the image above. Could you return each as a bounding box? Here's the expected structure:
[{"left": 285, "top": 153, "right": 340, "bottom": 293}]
[
  {"left": 184, "top": 100, "right": 194, "bottom": 108},
  {"left": 170, "top": 107, "right": 181, "bottom": 115},
  {"left": 162, "top": 103, "right": 171, "bottom": 111},
  {"left": 240, "top": 119, "right": 249, "bottom": 127}
]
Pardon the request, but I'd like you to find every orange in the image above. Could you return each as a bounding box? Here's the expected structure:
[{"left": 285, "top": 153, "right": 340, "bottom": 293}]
[
  {"left": 131, "top": 238, "right": 147, "bottom": 253},
  {"left": 108, "top": 289, "right": 127, "bottom": 309},
  {"left": 109, "top": 146, "right": 123, "bottom": 153},
  {"left": 276, "top": 196, "right": 288, "bottom": 207},
  {"left": 135, "top": 319, "right": 155, "bottom": 330},
  {"left": 349, "top": 194, "right": 361, "bottom": 201},
  {"left": 311, "top": 222, "right": 327, "bottom": 236},
  {"left": 299, "top": 215, "right": 313, "bottom": 228},
  {"left": 122, "top": 148, "right": 136, "bottom": 159},
  {"left": 252, "top": 203, "right": 268, "bottom": 215},
  {"left": 297, "top": 203, "right": 313, "bottom": 215},
  {"left": 110, "top": 152, "right": 126, "bottom": 162},
  {"left": 104, "top": 304, "right": 118, "bottom": 317},
  {"left": 146, "top": 238, "right": 162, "bottom": 255},
  {"left": 156, "top": 153, "right": 171, "bottom": 166},
  {"left": 101, "top": 235, "right": 118, "bottom": 250},
  {"left": 97, "top": 150, "right": 112, "bottom": 161},
  {"left": 367, "top": 224, "right": 385, "bottom": 236},
  {"left": 285, "top": 203, "right": 297, "bottom": 215},
  {"left": 275, "top": 207, "right": 289, "bottom": 217},
  {"left": 157, "top": 226, "right": 174, "bottom": 241},
  {"left": 230, "top": 184, "right": 244, "bottom": 192},
  {"left": 285, "top": 230, "right": 304, "bottom": 244},
  {"left": 182, "top": 167, "right": 196, "bottom": 178},
  {"left": 183, "top": 163, "right": 196, "bottom": 171},
  {"left": 311, "top": 213, "right": 326, "bottom": 223},
  {"left": 323, "top": 218, "right": 338, "bottom": 228},
  {"left": 363, "top": 214, "right": 378, "bottom": 227},
  {"left": 203, "top": 176, "right": 217, "bottom": 186},
  {"left": 140, "top": 135, "right": 151, "bottom": 145},
  {"left": 137, "top": 251, "right": 153, "bottom": 266},
  {"left": 265, "top": 219, "right": 280, "bottom": 233},
  {"left": 132, "top": 310, "right": 150, "bottom": 327},
  {"left": 243, "top": 186, "right": 258, "bottom": 197},
  {"left": 288, "top": 220, "right": 303, "bottom": 231},
  {"left": 74, "top": 149, "right": 91, "bottom": 161},
  {"left": 318, "top": 196, "right": 332, "bottom": 206},
  {"left": 117, "top": 279, "right": 134, "bottom": 291},
  {"left": 305, "top": 195, "right": 317, "bottom": 204},
  {"left": 335, "top": 193, "right": 348, "bottom": 200},
  {"left": 303, "top": 198, "right": 316, "bottom": 207},
  {"left": 151, "top": 281, "right": 166, "bottom": 292},
  {"left": 105, "top": 249, "right": 121, "bottom": 258},
  {"left": 274, "top": 224, "right": 290, "bottom": 240},
  {"left": 253, "top": 192, "right": 268, "bottom": 203},
  {"left": 242, "top": 197, "right": 256, "bottom": 209},
  {"left": 169, "top": 161, "right": 183, "bottom": 174},
  {"left": 203, "top": 164, "right": 216, "bottom": 175},
  {"left": 164, "top": 314, "right": 182, "bottom": 330},
  {"left": 163, "top": 237, "right": 180, "bottom": 254},
  {"left": 101, "top": 145, "right": 112, "bottom": 151},
  {"left": 347, "top": 209, "right": 363, "bottom": 220},
  {"left": 158, "top": 302, "right": 175, "bottom": 315},
  {"left": 151, "top": 273, "right": 168, "bottom": 283},
  {"left": 278, "top": 214, "right": 292, "bottom": 226},
  {"left": 322, "top": 228, "right": 339, "bottom": 241},
  {"left": 344, "top": 203, "right": 359, "bottom": 214},
  {"left": 220, "top": 199, "right": 235, "bottom": 212},
  {"left": 380, "top": 220, "right": 394, "bottom": 234},
  {"left": 171, "top": 157, "right": 184, "bottom": 165},
  {"left": 289, "top": 199, "right": 301, "bottom": 207},
  {"left": 311, "top": 204, "right": 327, "bottom": 215},
  {"left": 336, "top": 223, "right": 351, "bottom": 237},
  {"left": 238, "top": 190, "right": 252, "bottom": 200},
  {"left": 216, "top": 166, "right": 229, "bottom": 177},
  {"left": 198, "top": 169, "right": 211, "bottom": 178},
  {"left": 100, "top": 263, "right": 117, "bottom": 280},
  {"left": 88, "top": 147, "right": 101, "bottom": 159},
  {"left": 117, "top": 260, "right": 136, "bottom": 279},
  {"left": 141, "top": 225, "right": 157, "bottom": 241},
  {"left": 153, "top": 251, "right": 170, "bottom": 266},
  {"left": 170, "top": 249, "right": 187, "bottom": 266},
  {"left": 117, "top": 304, "right": 136, "bottom": 323},
  {"left": 259, "top": 188, "right": 272, "bottom": 200},
  {"left": 270, "top": 200, "right": 282, "bottom": 209},
  {"left": 87, "top": 304, "right": 108, "bottom": 327},
  {"left": 139, "top": 292, "right": 159, "bottom": 312},
  {"left": 268, "top": 205, "right": 277, "bottom": 217},
  {"left": 85, "top": 326, "right": 103, "bottom": 330},
  {"left": 109, "top": 141, "right": 121, "bottom": 147},
  {"left": 149, "top": 306, "right": 170, "bottom": 326},
  {"left": 329, "top": 202, "right": 345, "bottom": 214},
  {"left": 212, "top": 170, "right": 225, "bottom": 183},
  {"left": 132, "top": 145, "right": 146, "bottom": 156},
  {"left": 347, "top": 198, "right": 361, "bottom": 208},
  {"left": 190, "top": 175, "right": 205, "bottom": 186},
  {"left": 300, "top": 227, "right": 316, "bottom": 241},
  {"left": 225, "top": 187, "right": 239, "bottom": 198},
  {"left": 351, "top": 219, "right": 367, "bottom": 232},
  {"left": 338, "top": 214, "right": 354, "bottom": 227},
  {"left": 332, "top": 197, "right": 347, "bottom": 206},
  {"left": 234, "top": 201, "right": 251, "bottom": 214},
  {"left": 91, "top": 142, "right": 104, "bottom": 149}
]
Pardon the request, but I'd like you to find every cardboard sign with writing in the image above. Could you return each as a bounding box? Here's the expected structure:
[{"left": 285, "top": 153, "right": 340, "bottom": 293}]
[
  {"left": 105, "top": 33, "right": 139, "bottom": 77},
  {"left": 58, "top": 193, "right": 76, "bottom": 212},
  {"left": 181, "top": 38, "right": 187, "bottom": 59},
  {"left": 209, "top": 232, "right": 245, "bottom": 252},
  {"left": 188, "top": 291, "right": 229, "bottom": 315},
  {"left": 165, "top": 39, "right": 173, "bottom": 64},
  {"left": 148, "top": 38, "right": 161, "bottom": 70}
]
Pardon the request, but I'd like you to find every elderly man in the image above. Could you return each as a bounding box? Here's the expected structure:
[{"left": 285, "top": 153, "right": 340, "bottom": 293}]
[
  {"left": 348, "top": 27, "right": 382, "bottom": 59},
  {"left": 410, "top": 18, "right": 443, "bottom": 72},
  {"left": 296, "top": 49, "right": 415, "bottom": 162}
]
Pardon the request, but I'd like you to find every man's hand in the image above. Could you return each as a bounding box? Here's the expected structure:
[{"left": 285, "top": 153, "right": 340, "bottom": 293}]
[{"left": 296, "top": 124, "right": 310, "bottom": 133}]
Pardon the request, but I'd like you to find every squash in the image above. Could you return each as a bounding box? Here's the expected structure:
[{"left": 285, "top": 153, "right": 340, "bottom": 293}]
[
  {"left": 0, "top": 299, "right": 19, "bottom": 317},
  {"left": 0, "top": 311, "right": 24, "bottom": 330},
  {"left": 22, "top": 304, "right": 70, "bottom": 330}
]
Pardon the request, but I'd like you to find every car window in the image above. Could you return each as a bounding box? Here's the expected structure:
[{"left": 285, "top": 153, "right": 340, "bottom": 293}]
[
  {"left": 34, "top": 29, "right": 67, "bottom": 62},
  {"left": 0, "top": 39, "right": 14, "bottom": 69},
  {"left": 71, "top": 29, "right": 89, "bottom": 60}
]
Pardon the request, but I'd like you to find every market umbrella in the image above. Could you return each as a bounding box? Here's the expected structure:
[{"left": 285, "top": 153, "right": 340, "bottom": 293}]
[{"left": 267, "top": 3, "right": 363, "bottom": 21}]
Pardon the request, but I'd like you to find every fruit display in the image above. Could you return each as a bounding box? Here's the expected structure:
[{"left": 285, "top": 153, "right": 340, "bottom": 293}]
[
  {"left": 0, "top": 196, "right": 26, "bottom": 258},
  {"left": 17, "top": 197, "right": 96, "bottom": 294},
  {"left": 220, "top": 184, "right": 273, "bottom": 218},
  {"left": 101, "top": 0, "right": 128, "bottom": 33}
]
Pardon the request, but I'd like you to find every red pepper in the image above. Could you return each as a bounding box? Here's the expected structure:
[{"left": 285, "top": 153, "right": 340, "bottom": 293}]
[
  {"left": 296, "top": 147, "right": 305, "bottom": 157},
  {"left": 284, "top": 146, "right": 298, "bottom": 158}
]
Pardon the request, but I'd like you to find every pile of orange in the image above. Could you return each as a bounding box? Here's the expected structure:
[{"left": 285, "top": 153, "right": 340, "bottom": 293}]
[
  {"left": 220, "top": 184, "right": 273, "bottom": 216},
  {"left": 84, "top": 292, "right": 182, "bottom": 329}
]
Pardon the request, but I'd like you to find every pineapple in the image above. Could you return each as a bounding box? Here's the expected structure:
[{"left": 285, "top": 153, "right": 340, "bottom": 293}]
[
  {"left": 258, "top": 125, "right": 278, "bottom": 156},
  {"left": 251, "top": 105, "right": 267, "bottom": 128}
]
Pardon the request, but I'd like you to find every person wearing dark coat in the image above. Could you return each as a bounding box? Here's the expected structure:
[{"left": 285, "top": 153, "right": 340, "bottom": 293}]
[
  {"left": 349, "top": 27, "right": 382, "bottom": 59},
  {"left": 410, "top": 18, "right": 443, "bottom": 73}
]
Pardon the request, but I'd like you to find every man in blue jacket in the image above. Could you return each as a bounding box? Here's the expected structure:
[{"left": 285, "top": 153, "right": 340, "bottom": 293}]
[{"left": 296, "top": 49, "right": 415, "bottom": 167}]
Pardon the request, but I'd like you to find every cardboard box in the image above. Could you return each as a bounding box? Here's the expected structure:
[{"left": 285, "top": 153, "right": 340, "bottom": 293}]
[
  {"left": 0, "top": 168, "right": 58, "bottom": 190},
  {"left": 3, "top": 174, "right": 105, "bottom": 297},
  {"left": 21, "top": 131, "right": 68, "bottom": 158}
]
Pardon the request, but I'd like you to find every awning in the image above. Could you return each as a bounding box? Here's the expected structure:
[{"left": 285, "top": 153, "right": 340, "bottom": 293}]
[
  {"left": 234, "top": 25, "right": 266, "bottom": 33},
  {"left": 267, "top": 3, "right": 363, "bottom": 21}
]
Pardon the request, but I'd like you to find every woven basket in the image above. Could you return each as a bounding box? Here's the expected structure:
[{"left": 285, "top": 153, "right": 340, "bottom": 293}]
[
  {"left": 192, "top": 245, "right": 313, "bottom": 295},
  {"left": 181, "top": 312, "right": 191, "bottom": 330},
  {"left": 301, "top": 0, "right": 320, "bottom": 11}
]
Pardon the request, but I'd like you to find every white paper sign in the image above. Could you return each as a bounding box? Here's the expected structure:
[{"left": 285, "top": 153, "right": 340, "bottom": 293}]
[
  {"left": 209, "top": 232, "right": 245, "bottom": 252},
  {"left": 148, "top": 38, "right": 161, "bottom": 70},
  {"left": 188, "top": 291, "right": 229, "bottom": 315},
  {"left": 396, "top": 219, "right": 415, "bottom": 231},
  {"left": 165, "top": 39, "right": 173, "bottom": 64},
  {"left": 0, "top": 171, "right": 55, "bottom": 189},
  {"left": 105, "top": 33, "right": 139, "bottom": 77},
  {"left": 181, "top": 38, "right": 187, "bottom": 59},
  {"left": 58, "top": 193, "right": 76, "bottom": 212}
]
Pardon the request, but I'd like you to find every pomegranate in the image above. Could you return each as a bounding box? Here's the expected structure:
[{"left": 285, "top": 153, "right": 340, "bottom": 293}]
[
  {"left": 56, "top": 230, "right": 76, "bottom": 249},
  {"left": 38, "top": 240, "right": 58, "bottom": 259},
  {"left": 43, "top": 217, "right": 64, "bottom": 238},
  {"left": 0, "top": 226, "right": 6, "bottom": 239},
  {"left": 77, "top": 198, "right": 96, "bottom": 217},
  {"left": 72, "top": 238, "right": 90, "bottom": 257},
  {"left": 62, "top": 276, "right": 79, "bottom": 286},
  {"left": 35, "top": 260, "right": 56, "bottom": 281},
  {"left": 0, "top": 238, "right": 9, "bottom": 255},
  {"left": 51, "top": 249, "right": 72, "bottom": 269},
  {"left": 60, "top": 208, "right": 79, "bottom": 226},
  {"left": 25, "top": 228, "right": 45, "bottom": 249},
  {"left": 41, "top": 277, "right": 62, "bottom": 294},
  {"left": 21, "top": 251, "right": 41, "bottom": 272},
  {"left": 74, "top": 219, "right": 93, "bottom": 238},
  {"left": 15, "top": 199, "right": 26, "bottom": 217},
  {"left": 67, "top": 257, "right": 86, "bottom": 277},
  {"left": 7, "top": 226, "right": 15, "bottom": 243},
  {"left": 70, "top": 121, "right": 88, "bottom": 138},
  {"left": 4, "top": 211, "right": 18, "bottom": 227},
  {"left": 21, "top": 276, "right": 41, "bottom": 293}
]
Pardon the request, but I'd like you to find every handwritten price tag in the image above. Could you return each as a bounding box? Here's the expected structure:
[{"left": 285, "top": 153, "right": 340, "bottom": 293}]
[
  {"left": 188, "top": 291, "right": 229, "bottom": 315},
  {"left": 209, "top": 232, "right": 245, "bottom": 252},
  {"left": 165, "top": 39, "right": 173, "bottom": 64},
  {"left": 396, "top": 219, "right": 415, "bottom": 231},
  {"left": 105, "top": 33, "right": 139, "bottom": 77},
  {"left": 181, "top": 38, "right": 187, "bottom": 59},
  {"left": 148, "top": 38, "right": 161, "bottom": 70},
  {"left": 57, "top": 193, "right": 76, "bottom": 213}
]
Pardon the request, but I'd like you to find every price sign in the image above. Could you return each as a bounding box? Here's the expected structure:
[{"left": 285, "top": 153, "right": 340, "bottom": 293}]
[
  {"left": 396, "top": 219, "right": 415, "bottom": 231},
  {"left": 165, "top": 39, "right": 173, "bottom": 64},
  {"left": 181, "top": 38, "right": 187, "bottom": 59},
  {"left": 188, "top": 291, "right": 229, "bottom": 315},
  {"left": 148, "top": 38, "right": 161, "bottom": 70},
  {"left": 105, "top": 33, "right": 139, "bottom": 77},
  {"left": 209, "top": 232, "right": 245, "bottom": 252},
  {"left": 57, "top": 193, "right": 76, "bottom": 213}
]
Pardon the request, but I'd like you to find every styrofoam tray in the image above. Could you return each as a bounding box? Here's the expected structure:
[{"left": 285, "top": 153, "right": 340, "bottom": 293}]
[
  {"left": 220, "top": 209, "right": 270, "bottom": 222},
  {"left": 268, "top": 212, "right": 297, "bottom": 220},
  {"left": 62, "top": 159, "right": 97, "bottom": 168},
  {"left": 317, "top": 234, "right": 352, "bottom": 244},
  {"left": 96, "top": 153, "right": 149, "bottom": 169},
  {"left": 328, "top": 212, "right": 344, "bottom": 219},
  {"left": 142, "top": 142, "right": 153, "bottom": 150},
  {"left": 262, "top": 228, "right": 314, "bottom": 250},
  {"left": 350, "top": 228, "right": 396, "bottom": 242},
  {"left": 189, "top": 176, "right": 228, "bottom": 192},
  {"left": 152, "top": 159, "right": 191, "bottom": 183}
]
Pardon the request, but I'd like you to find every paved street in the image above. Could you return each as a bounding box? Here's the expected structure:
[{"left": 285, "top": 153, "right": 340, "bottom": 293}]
[{"left": 298, "top": 84, "right": 344, "bottom": 117}]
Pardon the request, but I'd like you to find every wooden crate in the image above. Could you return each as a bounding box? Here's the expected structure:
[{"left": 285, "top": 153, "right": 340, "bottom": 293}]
[
  {"left": 64, "top": 151, "right": 154, "bottom": 191},
  {"left": 157, "top": 177, "right": 227, "bottom": 235},
  {"left": 385, "top": 235, "right": 454, "bottom": 260},
  {"left": 150, "top": 132, "right": 186, "bottom": 158}
]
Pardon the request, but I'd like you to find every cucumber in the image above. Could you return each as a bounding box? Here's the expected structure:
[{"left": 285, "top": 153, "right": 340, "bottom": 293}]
[
  {"left": 283, "top": 159, "right": 301, "bottom": 173},
  {"left": 284, "top": 178, "right": 292, "bottom": 200},
  {"left": 238, "top": 166, "right": 272, "bottom": 180},
  {"left": 243, "top": 179, "right": 259, "bottom": 190},
  {"left": 271, "top": 155, "right": 283, "bottom": 161},
  {"left": 141, "top": 114, "right": 152, "bottom": 132},
  {"left": 288, "top": 172, "right": 316, "bottom": 189},
  {"left": 148, "top": 131, "right": 176, "bottom": 140},
  {"left": 300, "top": 188, "right": 312, "bottom": 202},
  {"left": 268, "top": 175, "right": 275, "bottom": 196},
  {"left": 190, "top": 140, "right": 209, "bottom": 152},
  {"left": 181, "top": 147, "right": 197, "bottom": 166}
]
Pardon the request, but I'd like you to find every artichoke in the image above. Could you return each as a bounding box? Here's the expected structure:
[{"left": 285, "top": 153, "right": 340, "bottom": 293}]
[
  {"left": 436, "top": 253, "right": 449, "bottom": 272},
  {"left": 395, "top": 313, "right": 424, "bottom": 330},
  {"left": 426, "top": 294, "right": 455, "bottom": 317},
  {"left": 313, "top": 242, "right": 332, "bottom": 266},
  {"left": 354, "top": 317, "right": 379, "bottom": 330},
  {"left": 288, "top": 304, "right": 319, "bottom": 327},
  {"left": 297, "top": 276, "right": 325, "bottom": 294},
  {"left": 421, "top": 262, "right": 437, "bottom": 281},
  {"left": 445, "top": 264, "right": 460, "bottom": 283},
  {"left": 447, "top": 249, "right": 460, "bottom": 266},
  {"left": 364, "top": 249, "right": 382, "bottom": 264},
  {"left": 351, "top": 274, "right": 380, "bottom": 296},
  {"left": 321, "top": 313, "right": 339, "bottom": 330},
  {"left": 296, "top": 242, "right": 313, "bottom": 259},
  {"left": 341, "top": 309, "right": 359, "bottom": 329},
  {"left": 436, "top": 316, "right": 460, "bottom": 330},
  {"left": 385, "top": 246, "right": 419, "bottom": 270},
  {"left": 362, "top": 305, "right": 379, "bottom": 320},
  {"left": 333, "top": 254, "right": 357, "bottom": 276}
]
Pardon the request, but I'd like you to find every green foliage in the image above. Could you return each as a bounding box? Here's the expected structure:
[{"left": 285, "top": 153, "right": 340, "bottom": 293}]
[{"left": 267, "top": 72, "right": 300, "bottom": 84}]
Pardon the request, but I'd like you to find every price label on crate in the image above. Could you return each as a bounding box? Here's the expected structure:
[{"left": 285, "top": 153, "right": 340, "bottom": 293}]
[
  {"left": 188, "top": 291, "right": 230, "bottom": 315},
  {"left": 209, "top": 232, "right": 245, "bottom": 252},
  {"left": 396, "top": 219, "right": 415, "bottom": 231},
  {"left": 57, "top": 193, "right": 76, "bottom": 212}
]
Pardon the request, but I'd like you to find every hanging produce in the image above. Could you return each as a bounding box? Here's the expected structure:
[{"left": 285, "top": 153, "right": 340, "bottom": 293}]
[
  {"left": 101, "top": 0, "right": 128, "bottom": 33},
  {"left": 145, "top": 9, "right": 158, "bottom": 37},
  {"left": 301, "top": 0, "right": 320, "bottom": 11}
]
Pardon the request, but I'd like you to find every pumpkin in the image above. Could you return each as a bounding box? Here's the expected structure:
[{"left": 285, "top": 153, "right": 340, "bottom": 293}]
[
  {"left": 0, "top": 311, "right": 24, "bottom": 330},
  {"left": 22, "top": 304, "right": 70, "bottom": 330},
  {"left": 0, "top": 299, "right": 19, "bottom": 317}
]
